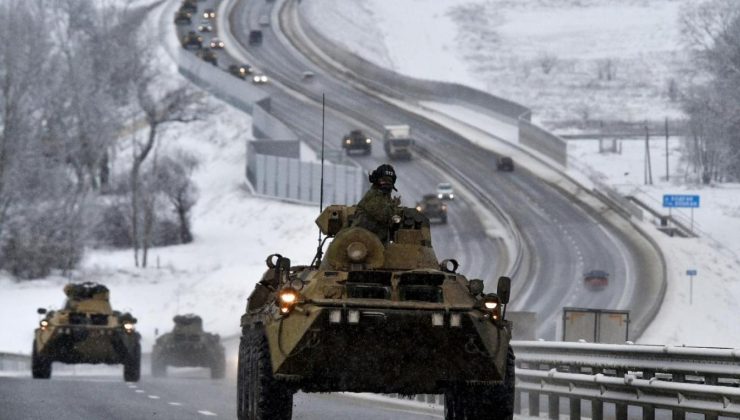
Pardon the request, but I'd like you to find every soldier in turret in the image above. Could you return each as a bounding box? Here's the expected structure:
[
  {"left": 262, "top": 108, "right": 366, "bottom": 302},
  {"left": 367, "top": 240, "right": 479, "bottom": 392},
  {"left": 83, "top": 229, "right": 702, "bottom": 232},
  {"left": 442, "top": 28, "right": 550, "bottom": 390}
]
[{"left": 351, "top": 164, "right": 401, "bottom": 243}]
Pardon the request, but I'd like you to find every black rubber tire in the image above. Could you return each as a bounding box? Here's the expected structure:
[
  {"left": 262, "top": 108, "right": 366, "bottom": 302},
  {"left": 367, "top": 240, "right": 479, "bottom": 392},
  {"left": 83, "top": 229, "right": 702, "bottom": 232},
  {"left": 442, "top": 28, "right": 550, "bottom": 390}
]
[
  {"left": 237, "top": 327, "right": 293, "bottom": 420},
  {"left": 31, "top": 339, "right": 51, "bottom": 379},
  {"left": 444, "top": 346, "right": 515, "bottom": 420},
  {"left": 123, "top": 342, "right": 141, "bottom": 382},
  {"left": 211, "top": 353, "right": 226, "bottom": 379}
]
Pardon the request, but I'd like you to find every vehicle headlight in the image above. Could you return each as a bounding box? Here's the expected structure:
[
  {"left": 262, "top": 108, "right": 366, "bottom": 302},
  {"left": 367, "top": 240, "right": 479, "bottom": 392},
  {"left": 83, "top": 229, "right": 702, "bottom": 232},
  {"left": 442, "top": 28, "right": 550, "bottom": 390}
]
[
  {"left": 278, "top": 288, "right": 301, "bottom": 314},
  {"left": 345, "top": 139, "right": 351, "bottom": 144},
  {"left": 438, "top": 193, "right": 443, "bottom": 199},
  {"left": 365, "top": 138, "right": 372, "bottom": 144},
  {"left": 40, "top": 320, "right": 49, "bottom": 330},
  {"left": 416, "top": 206, "right": 422, "bottom": 212},
  {"left": 123, "top": 322, "right": 135, "bottom": 333},
  {"left": 480, "top": 293, "right": 502, "bottom": 320},
  {"left": 450, "top": 194, "right": 454, "bottom": 199},
  {"left": 346, "top": 242, "right": 368, "bottom": 262}
]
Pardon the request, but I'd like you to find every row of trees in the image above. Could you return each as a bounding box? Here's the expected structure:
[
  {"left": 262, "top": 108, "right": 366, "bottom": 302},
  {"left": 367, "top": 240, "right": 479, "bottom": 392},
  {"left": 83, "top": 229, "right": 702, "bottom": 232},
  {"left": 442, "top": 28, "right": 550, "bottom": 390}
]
[
  {"left": 680, "top": 0, "right": 740, "bottom": 183},
  {"left": 0, "top": 0, "right": 208, "bottom": 279}
]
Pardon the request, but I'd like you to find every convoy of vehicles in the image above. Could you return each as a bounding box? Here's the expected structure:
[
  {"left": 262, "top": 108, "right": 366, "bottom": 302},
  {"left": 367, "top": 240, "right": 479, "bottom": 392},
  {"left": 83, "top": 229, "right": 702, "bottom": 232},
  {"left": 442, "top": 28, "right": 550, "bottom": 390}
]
[
  {"left": 341, "top": 129, "right": 372, "bottom": 155},
  {"left": 32, "top": 283, "right": 141, "bottom": 382},
  {"left": 237, "top": 204, "right": 514, "bottom": 420},
  {"left": 383, "top": 124, "right": 413, "bottom": 160}
]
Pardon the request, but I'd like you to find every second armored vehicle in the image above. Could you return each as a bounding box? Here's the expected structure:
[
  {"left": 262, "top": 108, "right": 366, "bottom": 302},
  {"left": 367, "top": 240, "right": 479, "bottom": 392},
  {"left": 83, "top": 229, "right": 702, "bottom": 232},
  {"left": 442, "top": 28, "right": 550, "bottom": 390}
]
[
  {"left": 181, "top": 30, "right": 203, "bottom": 50},
  {"left": 151, "top": 314, "right": 225, "bottom": 379},
  {"left": 237, "top": 204, "right": 514, "bottom": 419},
  {"left": 416, "top": 193, "right": 448, "bottom": 224},
  {"left": 32, "top": 282, "right": 141, "bottom": 382},
  {"left": 341, "top": 129, "right": 372, "bottom": 155}
]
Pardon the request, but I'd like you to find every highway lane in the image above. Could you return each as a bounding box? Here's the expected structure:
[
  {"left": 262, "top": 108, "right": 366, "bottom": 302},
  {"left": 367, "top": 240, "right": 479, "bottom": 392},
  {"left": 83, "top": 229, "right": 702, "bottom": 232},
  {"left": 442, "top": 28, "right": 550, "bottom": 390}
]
[
  {"left": 0, "top": 368, "right": 441, "bottom": 420},
  {"left": 227, "top": 0, "right": 644, "bottom": 339}
]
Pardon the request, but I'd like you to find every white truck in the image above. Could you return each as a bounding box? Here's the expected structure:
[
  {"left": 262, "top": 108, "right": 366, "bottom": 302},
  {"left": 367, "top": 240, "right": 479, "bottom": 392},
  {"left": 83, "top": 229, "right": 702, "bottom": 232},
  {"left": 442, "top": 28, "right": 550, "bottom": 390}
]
[{"left": 383, "top": 124, "right": 413, "bottom": 160}]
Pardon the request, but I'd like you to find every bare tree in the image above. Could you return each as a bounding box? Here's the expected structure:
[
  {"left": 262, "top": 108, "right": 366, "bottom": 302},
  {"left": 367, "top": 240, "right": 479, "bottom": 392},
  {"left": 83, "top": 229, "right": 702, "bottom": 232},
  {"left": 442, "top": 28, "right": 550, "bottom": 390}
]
[
  {"left": 680, "top": 0, "right": 740, "bottom": 182},
  {"left": 154, "top": 153, "right": 199, "bottom": 244}
]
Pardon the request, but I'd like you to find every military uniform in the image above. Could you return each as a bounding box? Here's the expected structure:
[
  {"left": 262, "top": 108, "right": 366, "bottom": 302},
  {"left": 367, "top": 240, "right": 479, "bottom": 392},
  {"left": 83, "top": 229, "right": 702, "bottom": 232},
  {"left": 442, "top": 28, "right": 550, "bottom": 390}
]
[{"left": 352, "top": 186, "right": 397, "bottom": 243}]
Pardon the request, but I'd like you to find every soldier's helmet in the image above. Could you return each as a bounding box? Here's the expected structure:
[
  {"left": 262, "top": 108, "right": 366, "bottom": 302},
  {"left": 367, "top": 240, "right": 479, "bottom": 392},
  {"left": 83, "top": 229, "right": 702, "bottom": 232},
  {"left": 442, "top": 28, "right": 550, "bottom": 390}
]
[{"left": 369, "top": 164, "right": 397, "bottom": 192}]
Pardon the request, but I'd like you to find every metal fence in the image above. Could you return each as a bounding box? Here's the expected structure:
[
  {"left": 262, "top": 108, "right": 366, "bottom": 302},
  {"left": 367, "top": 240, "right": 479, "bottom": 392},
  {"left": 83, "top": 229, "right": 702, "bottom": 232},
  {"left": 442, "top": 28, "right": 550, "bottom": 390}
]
[
  {"left": 248, "top": 153, "right": 364, "bottom": 205},
  {"left": 514, "top": 340, "right": 740, "bottom": 419}
]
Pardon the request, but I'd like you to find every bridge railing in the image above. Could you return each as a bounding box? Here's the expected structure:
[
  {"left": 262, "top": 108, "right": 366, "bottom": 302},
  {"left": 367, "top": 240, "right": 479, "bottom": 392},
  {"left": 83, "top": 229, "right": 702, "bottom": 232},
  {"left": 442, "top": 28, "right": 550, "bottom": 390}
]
[{"left": 514, "top": 340, "right": 740, "bottom": 420}]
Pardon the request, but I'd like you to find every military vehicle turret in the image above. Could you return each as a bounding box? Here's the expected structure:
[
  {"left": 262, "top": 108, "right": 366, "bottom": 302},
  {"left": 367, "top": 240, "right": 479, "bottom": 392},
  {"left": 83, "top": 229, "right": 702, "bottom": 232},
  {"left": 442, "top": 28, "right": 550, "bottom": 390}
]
[
  {"left": 237, "top": 205, "right": 515, "bottom": 420},
  {"left": 32, "top": 282, "right": 141, "bottom": 382},
  {"left": 151, "top": 314, "right": 225, "bottom": 379}
]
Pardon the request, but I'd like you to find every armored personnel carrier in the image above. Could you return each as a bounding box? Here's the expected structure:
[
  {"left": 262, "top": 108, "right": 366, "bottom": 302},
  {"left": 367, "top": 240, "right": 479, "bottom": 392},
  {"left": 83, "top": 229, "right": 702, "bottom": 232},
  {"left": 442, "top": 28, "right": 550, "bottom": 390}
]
[
  {"left": 151, "top": 314, "right": 225, "bottom": 379},
  {"left": 32, "top": 282, "right": 141, "bottom": 382},
  {"left": 181, "top": 30, "right": 203, "bottom": 50},
  {"left": 237, "top": 205, "right": 515, "bottom": 420},
  {"left": 416, "top": 193, "right": 448, "bottom": 224},
  {"left": 341, "top": 129, "right": 372, "bottom": 155}
]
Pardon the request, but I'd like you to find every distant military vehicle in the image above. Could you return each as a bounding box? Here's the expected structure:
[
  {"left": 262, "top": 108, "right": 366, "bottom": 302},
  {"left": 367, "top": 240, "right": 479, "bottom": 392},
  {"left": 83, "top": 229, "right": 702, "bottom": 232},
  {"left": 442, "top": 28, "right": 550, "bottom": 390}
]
[
  {"left": 174, "top": 10, "right": 192, "bottom": 25},
  {"left": 248, "top": 30, "right": 263, "bottom": 46},
  {"left": 151, "top": 314, "right": 225, "bottom": 379},
  {"left": 196, "top": 47, "right": 218, "bottom": 65},
  {"left": 383, "top": 124, "right": 413, "bottom": 160},
  {"left": 497, "top": 156, "right": 515, "bottom": 172},
  {"left": 341, "top": 129, "right": 372, "bottom": 155},
  {"left": 32, "top": 282, "right": 141, "bottom": 382},
  {"left": 182, "top": 30, "right": 203, "bottom": 50},
  {"left": 181, "top": 0, "right": 197, "bottom": 14},
  {"left": 416, "top": 193, "right": 448, "bottom": 224},
  {"left": 237, "top": 204, "right": 515, "bottom": 420}
]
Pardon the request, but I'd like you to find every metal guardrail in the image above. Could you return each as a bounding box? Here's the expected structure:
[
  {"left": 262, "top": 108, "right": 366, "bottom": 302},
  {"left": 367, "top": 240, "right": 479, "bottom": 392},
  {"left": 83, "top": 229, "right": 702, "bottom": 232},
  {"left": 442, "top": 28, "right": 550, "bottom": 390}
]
[
  {"left": 513, "top": 340, "right": 740, "bottom": 419},
  {"left": 0, "top": 352, "right": 31, "bottom": 372}
]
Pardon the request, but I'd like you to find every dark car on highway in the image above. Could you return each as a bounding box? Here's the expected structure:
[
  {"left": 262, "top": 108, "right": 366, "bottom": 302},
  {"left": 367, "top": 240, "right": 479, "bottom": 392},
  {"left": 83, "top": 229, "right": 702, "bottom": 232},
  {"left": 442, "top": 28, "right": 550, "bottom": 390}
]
[
  {"left": 416, "top": 194, "right": 448, "bottom": 224},
  {"left": 181, "top": 30, "right": 203, "bottom": 50},
  {"left": 497, "top": 156, "right": 515, "bottom": 171},
  {"left": 174, "top": 10, "right": 191, "bottom": 25},
  {"left": 248, "top": 30, "right": 263, "bottom": 46}
]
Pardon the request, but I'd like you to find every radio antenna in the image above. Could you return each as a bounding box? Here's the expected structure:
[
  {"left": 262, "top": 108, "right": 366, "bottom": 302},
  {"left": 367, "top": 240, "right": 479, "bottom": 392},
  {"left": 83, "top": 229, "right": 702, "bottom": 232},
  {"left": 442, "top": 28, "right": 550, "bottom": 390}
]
[{"left": 312, "top": 94, "right": 327, "bottom": 268}]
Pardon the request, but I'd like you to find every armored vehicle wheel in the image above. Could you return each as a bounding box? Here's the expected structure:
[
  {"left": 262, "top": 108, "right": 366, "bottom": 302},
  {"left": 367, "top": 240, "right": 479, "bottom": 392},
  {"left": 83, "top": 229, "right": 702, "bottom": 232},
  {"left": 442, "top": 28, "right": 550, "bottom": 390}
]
[
  {"left": 237, "top": 327, "right": 293, "bottom": 420},
  {"left": 444, "top": 346, "right": 515, "bottom": 420},
  {"left": 211, "top": 354, "right": 225, "bottom": 379},
  {"left": 31, "top": 340, "right": 51, "bottom": 379},
  {"left": 151, "top": 357, "right": 167, "bottom": 378},
  {"left": 123, "top": 342, "right": 141, "bottom": 382}
]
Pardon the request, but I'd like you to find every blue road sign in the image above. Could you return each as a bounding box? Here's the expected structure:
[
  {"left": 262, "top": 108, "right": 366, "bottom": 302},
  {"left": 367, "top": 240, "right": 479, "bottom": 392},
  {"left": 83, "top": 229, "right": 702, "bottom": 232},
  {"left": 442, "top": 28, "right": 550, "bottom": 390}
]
[
  {"left": 686, "top": 269, "right": 697, "bottom": 276},
  {"left": 663, "top": 194, "right": 700, "bottom": 208}
]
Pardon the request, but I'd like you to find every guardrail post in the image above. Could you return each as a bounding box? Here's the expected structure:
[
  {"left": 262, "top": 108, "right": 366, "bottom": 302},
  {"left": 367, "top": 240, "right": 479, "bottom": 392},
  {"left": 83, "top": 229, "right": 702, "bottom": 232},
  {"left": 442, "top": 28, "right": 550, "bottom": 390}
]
[
  {"left": 591, "top": 399, "right": 603, "bottom": 420},
  {"left": 529, "top": 391, "right": 540, "bottom": 417},
  {"left": 671, "top": 411, "right": 685, "bottom": 420},
  {"left": 569, "top": 397, "right": 581, "bottom": 420},
  {"left": 616, "top": 403, "right": 628, "bottom": 419},
  {"left": 642, "top": 405, "right": 655, "bottom": 420},
  {"left": 514, "top": 388, "right": 522, "bottom": 414},
  {"left": 548, "top": 394, "right": 559, "bottom": 419}
]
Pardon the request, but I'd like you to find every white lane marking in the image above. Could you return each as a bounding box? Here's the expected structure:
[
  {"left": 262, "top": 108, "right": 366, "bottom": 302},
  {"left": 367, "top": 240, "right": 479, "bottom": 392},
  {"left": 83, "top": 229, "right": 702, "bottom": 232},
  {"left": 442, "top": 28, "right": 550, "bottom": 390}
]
[
  {"left": 197, "top": 410, "right": 218, "bottom": 416},
  {"left": 128, "top": 385, "right": 137, "bottom": 389},
  {"left": 135, "top": 390, "right": 145, "bottom": 393},
  {"left": 168, "top": 402, "right": 182, "bottom": 406},
  {"left": 148, "top": 395, "right": 160, "bottom": 399}
]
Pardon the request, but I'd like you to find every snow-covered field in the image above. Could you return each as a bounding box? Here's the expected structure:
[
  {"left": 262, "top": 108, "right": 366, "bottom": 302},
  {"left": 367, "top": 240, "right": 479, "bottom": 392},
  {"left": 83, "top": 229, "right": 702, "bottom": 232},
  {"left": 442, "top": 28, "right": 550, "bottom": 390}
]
[
  {"left": 2, "top": 0, "right": 739, "bottom": 356},
  {"left": 304, "top": 0, "right": 689, "bottom": 126}
]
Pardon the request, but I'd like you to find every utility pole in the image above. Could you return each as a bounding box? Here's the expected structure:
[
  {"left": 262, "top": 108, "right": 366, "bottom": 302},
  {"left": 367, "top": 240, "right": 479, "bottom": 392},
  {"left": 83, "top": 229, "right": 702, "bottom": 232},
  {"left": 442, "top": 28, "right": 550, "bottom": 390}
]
[
  {"left": 665, "top": 117, "right": 670, "bottom": 182},
  {"left": 644, "top": 123, "right": 653, "bottom": 185}
]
